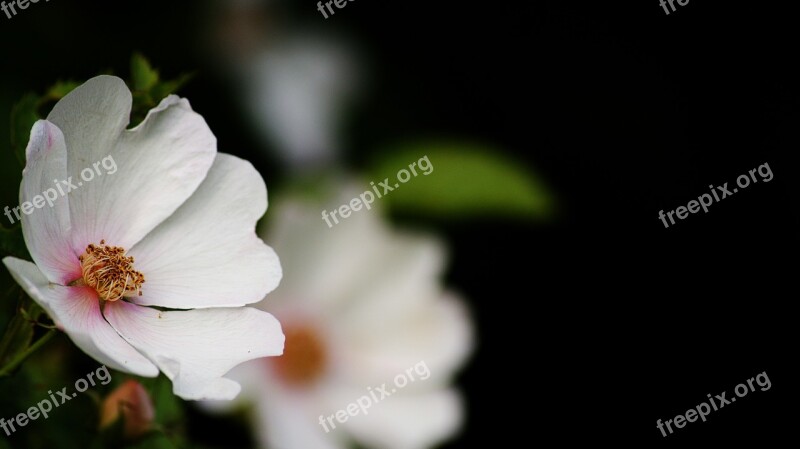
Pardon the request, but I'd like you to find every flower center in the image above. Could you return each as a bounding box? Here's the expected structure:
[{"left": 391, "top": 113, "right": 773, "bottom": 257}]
[
  {"left": 79, "top": 240, "right": 145, "bottom": 302},
  {"left": 273, "top": 325, "right": 327, "bottom": 387}
]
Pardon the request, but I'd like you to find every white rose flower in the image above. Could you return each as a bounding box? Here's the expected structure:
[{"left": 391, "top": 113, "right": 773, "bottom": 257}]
[
  {"left": 206, "top": 189, "right": 473, "bottom": 449},
  {"left": 2, "top": 75, "right": 284, "bottom": 401}
]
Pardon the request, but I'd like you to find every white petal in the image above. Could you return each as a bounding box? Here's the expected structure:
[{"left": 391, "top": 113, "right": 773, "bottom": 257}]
[
  {"left": 102, "top": 300, "right": 284, "bottom": 400},
  {"left": 244, "top": 38, "right": 357, "bottom": 170},
  {"left": 2, "top": 257, "right": 159, "bottom": 377},
  {"left": 199, "top": 360, "right": 338, "bottom": 449},
  {"left": 254, "top": 387, "right": 346, "bottom": 449},
  {"left": 195, "top": 359, "right": 268, "bottom": 414},
  {"left": 342, "top": 232, "right": 447, "bottom": 315},
  {"left": 337, "top": 388, "right": 463, "bottom": 449},
  {"left": 338, "top": 293, "right": 473, "bottom": 387},
  {"left": 128, "top": 153, "right": 280, "bottom": 308},
  {"left": 46, "top": 76, "right": 216, "bottom": 253},
  {"left": 18, "top": 120, "right": 80, "bottom": 285},
  {"left": 263, "top": 189, "right": 445, "bottom": 311}
]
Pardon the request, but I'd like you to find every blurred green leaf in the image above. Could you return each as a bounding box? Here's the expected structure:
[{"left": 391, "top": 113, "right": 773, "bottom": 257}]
[
  {"left": 128, "top": 54, "right": 192, "bottom": 128},
  {"left": 137, "top": 374, "right": 185, "bottom": 447},
  {"left": 371, "top": 144, "right": 555, "bottom": 219},
  {"left": 150, "top": 73, "right": 193, "bottom": 101},
  {"left": 125, "top": 432, "right": 180, "bottom": 449},
  {"left": 93, "top": 413, "right": 126, "bottom": 449},
  {"left": 8, "top": 80, "right": 77, "bottom": 169},
  {"left": 94, "top": 419, "right": 180, "bottom": 449},
  {"left": 139, "top": 374, "right": 184, "bottom": 428},
  {"left": 131, "top": 53, "right": 160, "bottom": 92},
  {"left": 150, "top": 374, "right": 184, "bottom": 425},
  {"left": 0, "top": 292, "right": 32, "bottom": 371},
  {"left": 45, "top": 80, "right": 80, "bottom": 101},
  {"left": 0, "top": 293, "right": 45, "bottom": 378}
]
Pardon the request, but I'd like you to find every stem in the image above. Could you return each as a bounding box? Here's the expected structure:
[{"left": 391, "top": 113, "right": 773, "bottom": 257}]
[
  {"left": 0, "top": 291, "right": 54, "bottom": 377},
  {"left": 0, "top": 330, "right": 56, "bottom": 377},
  {"left": 0, "top": 305, "right": 27, "bottom": 360}
]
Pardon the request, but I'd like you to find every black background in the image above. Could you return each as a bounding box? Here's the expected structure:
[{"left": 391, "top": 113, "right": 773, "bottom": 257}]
[{"left": 1, "top": 0, "right": 798, "bottom": 446}]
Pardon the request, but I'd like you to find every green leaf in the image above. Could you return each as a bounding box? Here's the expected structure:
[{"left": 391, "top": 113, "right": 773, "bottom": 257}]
[
  {"left": 0, "top": 304, "right": 33, "bottom": 369},
  {"left": 128, "top": 54, "right": 193, "bottom": 128},
  {"left": 45, "top": 80, "right": 80, "bottom": 101},
  {"left": 139, "top": 374, "right": 184, "bottom": 426},
  {"left": 7, "top": 81, "right": 78, "bottom": 167},
  {"left": 370, "top": 143, "right": 555, "bottom": 219},
  {"left": 130, "top": 53, "right": 160, "bottom": 92},
  {"left": 125, "top": 432, "right": 179, "bottom": 449},
  {"left": 150, "top": 73, "right": 194, "bottom": 101},
  {"left": 95, "top": 424, "right": 179, "bottom": 449},
  {"left": 0, "top": 293, "right": 36, "bottom": 377},
  {"left": 10, "top": 93, "right": 41, "bottom": 166}
]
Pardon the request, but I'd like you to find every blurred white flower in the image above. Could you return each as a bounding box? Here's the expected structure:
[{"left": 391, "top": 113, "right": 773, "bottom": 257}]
[
  {"left": 242, "top": 36, "right": 358, "bottom": 171},
  {"left": 3, "top": 75, "right": 284, "bottom": 400},
  {"left": 217, "top": 1, "right": 360, "bottom": 171},
  {"left": 205, "top": 186, "right": 473, "bottom": 449}
]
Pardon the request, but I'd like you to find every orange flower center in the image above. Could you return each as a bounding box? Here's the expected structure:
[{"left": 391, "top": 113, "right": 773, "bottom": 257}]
[
  {"left": 79, "top": 240, "right": 144, "bottom": 302},
  {"left": 273, "top": 325, "right": 327, "bottom": 387}
]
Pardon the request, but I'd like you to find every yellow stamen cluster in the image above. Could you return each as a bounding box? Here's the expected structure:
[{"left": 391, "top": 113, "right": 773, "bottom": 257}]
[{"left": 79, "top": 240, "right": 144, "bottom": 302}]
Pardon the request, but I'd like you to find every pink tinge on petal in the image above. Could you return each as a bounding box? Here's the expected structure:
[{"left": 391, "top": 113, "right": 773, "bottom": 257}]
[
  {"left": 57, "top": 285, "right": 108, "bottom": 328},
  {"left": 20, "top": 120, "right": 82, "bottom": 285},
  {"left": 2, "top": 257, "right": 158, "bottom": 377},
  {"left": 50, "top": 286, "right": 159, "bottom": 376},
  {"left": 44, "top": 245, "right": 82, "bottom": 286}
]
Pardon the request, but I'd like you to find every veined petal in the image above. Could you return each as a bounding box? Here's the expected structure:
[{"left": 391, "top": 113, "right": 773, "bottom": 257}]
[
  {"left": 2, "top": 257, "right": 159, "bottom": 376},
  {"left": 129, "top": 153, "right": 281, "bottom": 309},
  {"left": 103, "top": 300, "right": 284, "bottom": 400},
  {"left": 19, "top": 120, "right": 81, "bottom": 285},
  {"left": 46, "top": 76, "right": 216, "bottom": 254}
]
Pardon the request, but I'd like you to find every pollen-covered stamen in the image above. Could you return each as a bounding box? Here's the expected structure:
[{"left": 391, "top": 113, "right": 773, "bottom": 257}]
[{"left": 79, "top": 240, "right": 145, "bottom": 302}]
